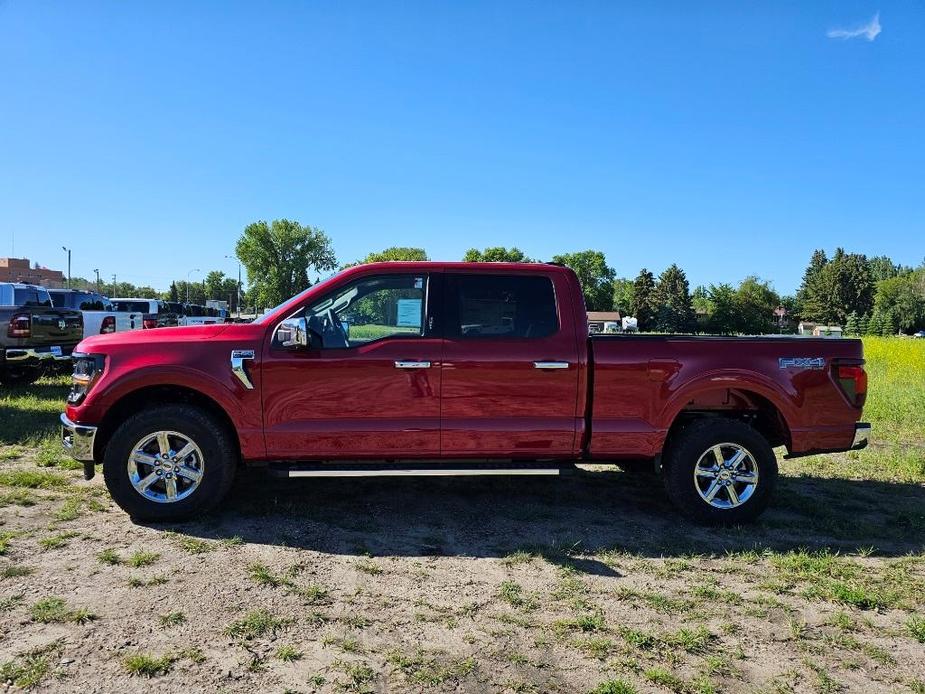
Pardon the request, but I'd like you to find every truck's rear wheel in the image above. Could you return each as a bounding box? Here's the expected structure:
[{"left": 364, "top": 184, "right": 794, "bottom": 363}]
[
  {"left": 102, "top": 404, "right": 237, "bottom": 522},
  {"left": 663, "top": 419, "right": 777, "bottom": 524}
]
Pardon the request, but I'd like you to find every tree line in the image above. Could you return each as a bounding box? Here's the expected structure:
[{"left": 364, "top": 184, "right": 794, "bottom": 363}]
[{"left": 67, "top": 218, "right": 925, "bottom": 334}]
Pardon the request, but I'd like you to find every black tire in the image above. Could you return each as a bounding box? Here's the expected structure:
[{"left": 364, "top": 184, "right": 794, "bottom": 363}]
[
  {"left": 0, "top": 366, "right": 42, "bottom": 387},
  {"left": 102, "top": 404, "right": 237, "bottom": 522},
  {"left": 663, "top": 418, "right": 777, "bottom": 525}
]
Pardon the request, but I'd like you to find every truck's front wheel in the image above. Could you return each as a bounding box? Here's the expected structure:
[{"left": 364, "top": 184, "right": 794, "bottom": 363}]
[
  {"left": 102, "top": 404, "right": 237, "bottom": 522},
  {"left": 663, "top": 419, "right": 777, "bottom": 524}
]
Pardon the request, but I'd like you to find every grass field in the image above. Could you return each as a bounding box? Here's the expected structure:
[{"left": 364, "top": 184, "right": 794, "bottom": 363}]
[{"left": 0, "top": 338, "right": 922, "bottom": 692}]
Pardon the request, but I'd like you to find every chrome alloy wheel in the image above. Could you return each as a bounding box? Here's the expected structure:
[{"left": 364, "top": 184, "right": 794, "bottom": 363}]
[
  {"left": 127, "top": 431, "right": 204, "bottom": 504},
  {"left": 693, "top": 442, "right": 759, "bottom": 509}
]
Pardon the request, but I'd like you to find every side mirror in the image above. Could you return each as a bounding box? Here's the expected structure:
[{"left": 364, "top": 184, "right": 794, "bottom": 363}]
[{"left": 276, "top": 316, "right": 311, "bottom": 349}]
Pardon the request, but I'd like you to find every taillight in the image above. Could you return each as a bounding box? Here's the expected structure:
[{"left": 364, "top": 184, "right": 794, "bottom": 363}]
[
  {"left": 143, "top": 318, "right": 158, "bottom": 329},
  {"left": 100, "top": 316, "right": 116, "bottom": 334},
  {"left": 835, "top": 363, "right": 867, "bottom": 408},
  {"left": 7, "top": 313, "right": 31, "bottom": 338}
]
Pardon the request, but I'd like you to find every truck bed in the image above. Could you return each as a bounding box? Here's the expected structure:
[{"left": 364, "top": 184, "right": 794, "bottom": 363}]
[{"left": 587, "top": 334, "right": 865, "bottom": 458}]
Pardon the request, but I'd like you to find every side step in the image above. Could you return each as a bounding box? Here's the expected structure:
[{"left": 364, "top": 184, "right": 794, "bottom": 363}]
[{"left": 266, "top": 461, "right": 567, "bottom": 478}]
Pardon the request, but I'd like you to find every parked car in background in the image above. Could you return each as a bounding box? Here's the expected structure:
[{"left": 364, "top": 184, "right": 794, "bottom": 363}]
[
  {"left": 61, "top": 262, "right": 869, "bottom": 524},
  {"left": 163, "top": 302, "right": 187, "bottom": 325},
  {"left": 179, "top": 303, "right": 223, "bottom": 326},
  {"left": 0, "top": 283, "right": 82, "bottom": 385},
  {"left": 914, "top": 330, "right": 925, "bottom": 339},
  {"left": 110, "top": 298, "right": 177, "bottom": 330},
  {"left": 48, "top": 289, "right": 132, "bottom": 338}
]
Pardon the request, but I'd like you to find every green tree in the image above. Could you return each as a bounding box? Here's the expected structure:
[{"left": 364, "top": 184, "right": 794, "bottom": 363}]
[
  {"left": 204, "top": 271, "right": 226, "bottom": 301},
  {"left": 631, "top": 269, "right": 656, "bottom": 330},
  {"left": 844, "top": 312, "right": 860, "bottom": 336},
  {"left": 857, "top": 313, "right": 870, "bottom": 335},
  {"left": 867, "top": 255, "right": 905, "bottom": 283},
  {"left": 551, "top": 251, "right": 616, "bottom": 311},
  {"left": 797, "top": 249, "right": 829, "bottom": 321},
  {"left": 236, "top": 219, "right": 337, "bottom": 309},
  {"left": 873, "top": 272, "right": 925, "bottom": 333},
  {"left": 356, "top": 247, "right": 429, "bottom": 264},
  {"left": 168, "top": 282, "right": 179, "bottom": 303},
  {"left": 653, "top": 264, "right": 695, "bottom": 333},
  {"left": 463, "top": 247, "right": 533, "bottom": 263},
  {"left": 706, "top": 283, "right": 738, "bottom": 334},
  {"left": 826, "top": 249, "right": 873, "bottom": 324},
  {"left": 611, "top": 278, "right": 635, "bottom": 315},
  {"left": 734, "top": 276, "right": 780, "bottom": 334}
]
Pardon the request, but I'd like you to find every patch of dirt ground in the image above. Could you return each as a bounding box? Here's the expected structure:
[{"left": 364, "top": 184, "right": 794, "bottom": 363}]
[{"left": 1, "top": 452, "right": 924, "bottom": 693}]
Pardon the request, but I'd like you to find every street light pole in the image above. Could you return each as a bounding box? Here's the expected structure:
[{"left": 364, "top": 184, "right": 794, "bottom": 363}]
[
  {"left": 61, "top": 246, "right": 71, "bottom": 289},
  {"left": 186, "top": 268, "right": 200, "bottom": 303},
  {"left": 224, "top": 255, "right": 241, "bottom": 316},
  {"left": 93, "top": 268, "right": 100, "bottom": 294},
  {"left": 112, "top": 274, "right": 117, "bottom": 296}
]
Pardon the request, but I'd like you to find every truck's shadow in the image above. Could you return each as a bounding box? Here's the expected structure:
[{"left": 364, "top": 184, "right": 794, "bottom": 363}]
[{"left": 174, "top": 465, "right": 925, "bottom": 569}]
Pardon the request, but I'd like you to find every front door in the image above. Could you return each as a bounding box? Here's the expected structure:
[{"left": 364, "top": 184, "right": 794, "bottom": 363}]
[
  {"left": 261, "top": 272, "right": 442, "bottom": 460},
  {"left": 440, "top": 271, "right": 581, "bottom": 458}
]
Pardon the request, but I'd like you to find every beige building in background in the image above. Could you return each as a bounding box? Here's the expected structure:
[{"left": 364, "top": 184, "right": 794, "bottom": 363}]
[{"left": 0, "top": 257, "right": 65, "bottom": 287}]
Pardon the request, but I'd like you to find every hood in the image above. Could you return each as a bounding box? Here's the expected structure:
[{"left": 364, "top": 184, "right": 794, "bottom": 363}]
[{"left": 77, "top": 323, "right": 233, "bottom": 353}]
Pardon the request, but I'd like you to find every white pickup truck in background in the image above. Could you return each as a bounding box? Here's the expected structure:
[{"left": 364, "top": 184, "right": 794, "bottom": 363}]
[{"left": 48, "top": 289, "right": 135, "bottom": 338}]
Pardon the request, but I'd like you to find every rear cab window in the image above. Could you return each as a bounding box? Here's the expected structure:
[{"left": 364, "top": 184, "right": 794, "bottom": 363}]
[{"left": 446, "top": 274, "right": 559, "bottom": 339}]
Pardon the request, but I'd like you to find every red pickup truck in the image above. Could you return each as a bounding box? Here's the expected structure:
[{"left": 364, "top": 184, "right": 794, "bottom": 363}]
[{"left": 60, "top": 262, "right": 869, "bottom": 524}]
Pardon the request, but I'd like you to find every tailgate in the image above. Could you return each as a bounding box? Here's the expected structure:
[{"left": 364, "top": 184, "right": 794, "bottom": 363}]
[{"left": 29, "top": 308, "right": 83, "bottom": 345}]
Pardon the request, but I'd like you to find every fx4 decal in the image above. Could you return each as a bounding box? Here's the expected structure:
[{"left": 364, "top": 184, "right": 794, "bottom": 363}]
[{"left": 779, "top": 357, "right": 825, "bottom": 370}]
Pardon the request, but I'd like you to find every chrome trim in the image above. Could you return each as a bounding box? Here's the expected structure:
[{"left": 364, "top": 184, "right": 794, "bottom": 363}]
[
  {"left": 394, "top": 360, "right": 431, "bottom": 369},
  {"left": 6, "top": 347, "right": 72, "bottom": 363},
  {"left": 60, "top": 413, "right": 97, "bottom": 462},
  {"left": 230, "top": 349, "right": 255, "bottom": 389},
  {"left": 852, "top": 423, "right": 871, "bottom": 449},
  {"left": 534, "top": 361, "right": 570, "bottom": 370},
  {"left": 286, "top": 467, "right": 560, "bottom": 478}
]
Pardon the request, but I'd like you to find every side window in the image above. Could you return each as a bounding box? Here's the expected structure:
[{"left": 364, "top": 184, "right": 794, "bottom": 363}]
[
  {"left": 307, "top": 274, "right": 426, "bottom": 348},
  {"left": 449, "top": 274, "right": 558, "bottom": 339}
]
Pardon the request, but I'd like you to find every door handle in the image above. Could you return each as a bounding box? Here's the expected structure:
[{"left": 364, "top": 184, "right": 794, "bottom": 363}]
[
  {"left": 534, "top": 361, "right": 570, "bottom": 370},
  {"left": 395, "top": 360, "right": 431, "bottom": 369}
]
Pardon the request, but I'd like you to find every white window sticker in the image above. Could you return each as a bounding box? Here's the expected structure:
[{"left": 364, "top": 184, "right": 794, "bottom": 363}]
[{"left": 396, "top": 299, "right": 422, "bottom": 327}]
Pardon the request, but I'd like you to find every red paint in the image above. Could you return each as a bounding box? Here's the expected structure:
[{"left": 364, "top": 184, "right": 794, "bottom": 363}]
[{"left": 66, "top": 262, "right": 866, "bottom": 464}]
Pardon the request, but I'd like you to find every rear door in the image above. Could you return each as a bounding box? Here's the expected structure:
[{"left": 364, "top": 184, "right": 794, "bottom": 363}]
[{"left": 440, "top": 271, "right": 581, "bottom": 458}]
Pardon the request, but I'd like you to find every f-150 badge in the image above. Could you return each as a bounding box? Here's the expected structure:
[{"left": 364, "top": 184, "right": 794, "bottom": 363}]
[{"left": 779, "top": 357, "right": 825, "bottom": 369}]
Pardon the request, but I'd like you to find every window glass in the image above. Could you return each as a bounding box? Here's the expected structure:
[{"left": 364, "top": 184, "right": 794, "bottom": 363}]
[
  {"left": 112, "top": 300, "right": 151, "bottom": 313},
  {"left": 13, "top": 287, "right": 52, "bottom": 307},
  {"left": 306, "top": 274, "right": 426, "bottom": 348},
  {"left": 450, "top": 274, "right": 558, "bottom": 338}
]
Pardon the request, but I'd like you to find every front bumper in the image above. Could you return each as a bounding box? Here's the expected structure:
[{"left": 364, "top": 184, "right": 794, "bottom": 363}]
[
  {"left": 60, "top": 413, "right": 97, "bottom": 464},
  {"left": 5, "top": 346, "right": 75, "bottom": 365}
]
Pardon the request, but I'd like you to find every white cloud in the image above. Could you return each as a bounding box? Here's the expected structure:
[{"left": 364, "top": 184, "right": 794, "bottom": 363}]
[{"left": 827, "top": 12, "right": 881, "bottom": 41}]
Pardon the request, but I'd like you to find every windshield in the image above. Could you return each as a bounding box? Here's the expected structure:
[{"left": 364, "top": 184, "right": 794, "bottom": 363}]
[{"left": 253, "top": 270, "right": 345, "bottom": 324}]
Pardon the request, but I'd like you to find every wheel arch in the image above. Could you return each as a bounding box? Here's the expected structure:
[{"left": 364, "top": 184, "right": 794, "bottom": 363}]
[
  {"left": 661, "top": 380, "right": 794, "bottom": 454},
  {"left": 93, "top": 384, "right": 242, "bottom": 464}
]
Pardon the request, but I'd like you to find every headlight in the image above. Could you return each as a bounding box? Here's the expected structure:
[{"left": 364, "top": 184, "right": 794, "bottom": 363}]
[{"left": 67, "top": 353, "right": 105, "bottom": 405}]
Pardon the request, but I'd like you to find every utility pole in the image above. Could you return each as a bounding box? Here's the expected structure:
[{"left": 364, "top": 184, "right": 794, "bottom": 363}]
[
  {"left": 112, "top": 274, "right": 117, "bottom": 296},
  {"left": 62, "top": 246, "right": 72, "bottom": 289},
  {"left": 93, "top": 268, "right": 101, "bottom": 294}
]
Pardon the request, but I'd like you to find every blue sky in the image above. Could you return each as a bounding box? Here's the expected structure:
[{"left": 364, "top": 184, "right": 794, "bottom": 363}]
[{"left": 1, "top": 1, "right": 922, "bottom": 295}]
